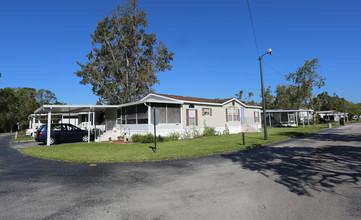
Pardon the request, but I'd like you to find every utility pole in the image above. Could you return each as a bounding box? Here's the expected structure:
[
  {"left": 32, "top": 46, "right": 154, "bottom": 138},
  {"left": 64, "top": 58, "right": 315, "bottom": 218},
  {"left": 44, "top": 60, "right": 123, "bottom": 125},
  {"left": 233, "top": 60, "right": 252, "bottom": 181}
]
[{"left": 258, "top": 48, "right": 272, "bottom": 140}]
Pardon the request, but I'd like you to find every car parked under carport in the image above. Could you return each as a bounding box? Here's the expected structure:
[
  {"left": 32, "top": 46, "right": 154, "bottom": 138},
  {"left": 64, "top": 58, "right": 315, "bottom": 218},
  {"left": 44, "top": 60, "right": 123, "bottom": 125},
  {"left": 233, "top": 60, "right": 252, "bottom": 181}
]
[{"left": 35, "top": 124, "right": 93, "bottom": 145}]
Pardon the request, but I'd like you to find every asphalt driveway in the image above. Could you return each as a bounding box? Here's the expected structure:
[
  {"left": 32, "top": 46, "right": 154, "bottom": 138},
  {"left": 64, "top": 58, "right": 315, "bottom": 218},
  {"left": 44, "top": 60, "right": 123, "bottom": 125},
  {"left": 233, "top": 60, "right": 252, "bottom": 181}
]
[{"left": 1, "top": 123, "right": 361, "bottom": 219}]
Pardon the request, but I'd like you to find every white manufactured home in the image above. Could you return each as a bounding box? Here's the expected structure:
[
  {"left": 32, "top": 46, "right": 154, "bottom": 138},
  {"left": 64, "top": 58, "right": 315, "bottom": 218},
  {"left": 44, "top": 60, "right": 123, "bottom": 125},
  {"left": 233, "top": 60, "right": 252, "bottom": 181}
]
[
  {"left": 31, "top": 93, "right": 262, "bottom": 144},
  {"left": 317, "top": 110, "right": 348, "bottom": 122},
  {"left": 263, "top": 109, "right": 314, "bottom": 127}
]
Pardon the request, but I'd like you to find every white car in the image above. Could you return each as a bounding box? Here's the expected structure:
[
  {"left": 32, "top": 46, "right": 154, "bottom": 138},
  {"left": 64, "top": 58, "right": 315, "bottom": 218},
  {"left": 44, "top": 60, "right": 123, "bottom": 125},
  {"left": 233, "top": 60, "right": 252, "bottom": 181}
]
[{"left": 25, "top": 128, "right": 36, "bottom": 136}]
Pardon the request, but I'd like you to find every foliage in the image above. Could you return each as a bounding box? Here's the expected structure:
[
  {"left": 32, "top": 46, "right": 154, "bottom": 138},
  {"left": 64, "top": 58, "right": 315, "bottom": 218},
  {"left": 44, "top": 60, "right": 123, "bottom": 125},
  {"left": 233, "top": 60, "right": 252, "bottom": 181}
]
[
  {"left": 263, "top": 86, "right": 275, "bottom": 109},
  {"left": 285, "top": 58, "right": 326, "bottom": 109},
  {"left": 272, "top": 84, "right": 299, "bottom": 109},
  {"left": 235, "top": 58, "right": 361, "bottom": 118},
  {"left": 131, "top": 134, "right": 143, "bottom": 142},
  {"left": 36, "top": 89, "right": 63, "bottom": 105},
  {"left": 131, "top": 133, "right": 164, "bottom": 143},
  {"left": 235, "top": 90, "right": 244, "bottom": 101},
  {"left": 191, "top": 127, "right": 201, "bottom": 138},
  {"left": 203, "top": 126, "right": 216, "bottom": 137},
  {"left": 314, "top": 92, "right": 361, "bottom": 117},
  {"left": 247, "top": 92, "right": 254, "bottom": 103},
  {"left": 167, "top": 131, "right": 180, "bottom": 141},
  {"left": 181, "top": 127, "right": 202, "bottom": 139},
  {"left": 181, "top": 129, "right": 192, "bottom": 140},
  {"left": 0, "top": 87, "right": 63, "bottom": 132},
  {"left": 74, "top": 0, "right": 174, "bottom": 104},
  {"left": 223, "top": 125, "right": 230, "bottom": 135}
]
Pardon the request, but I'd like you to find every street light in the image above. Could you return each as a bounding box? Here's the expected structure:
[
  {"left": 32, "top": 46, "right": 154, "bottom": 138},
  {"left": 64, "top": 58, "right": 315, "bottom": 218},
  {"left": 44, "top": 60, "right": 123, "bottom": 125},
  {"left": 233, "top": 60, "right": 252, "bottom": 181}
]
[{"left": 259, "top": 48, "right": 272, "bottom": 140}]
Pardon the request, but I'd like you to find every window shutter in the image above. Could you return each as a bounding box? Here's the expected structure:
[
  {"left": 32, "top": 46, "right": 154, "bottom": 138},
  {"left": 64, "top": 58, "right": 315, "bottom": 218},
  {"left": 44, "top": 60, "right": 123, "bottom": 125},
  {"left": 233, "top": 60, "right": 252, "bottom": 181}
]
[
  {"left": 238, "top": 109, "right": 240, "bottom": 121},
  {"left": 210, "top": 108, "right": 212, "bottom": 116},
  {"left": 226, "top": 109, "right": 228, "bottom": 122},
  {"left": 195, "top": 109, "right": 198, "bottom": 126},
  {"left": 202, "top": 108, "right": 205, "bottom": 116},
  {"left": 257, "top": 112, "right": 260, "bottom": 123},
  {"left": 254, "top": 111, "right": 256, "bottom": 123},
  {"left": 186, "top": 109, "right": 189, "bottom": 126}
]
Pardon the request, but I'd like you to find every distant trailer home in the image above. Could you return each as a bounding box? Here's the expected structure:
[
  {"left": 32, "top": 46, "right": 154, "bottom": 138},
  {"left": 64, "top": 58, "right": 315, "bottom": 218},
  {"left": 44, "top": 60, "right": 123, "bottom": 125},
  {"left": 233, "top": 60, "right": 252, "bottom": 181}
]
[
  {"left": 32, "top": 93, "right": 262, "bottom": 144},
  {"left": 262, "top": 109, "right": 314, "bottom": 127},
  {"left": 317, "top": 110, "right": 348, "bottom": 122}
]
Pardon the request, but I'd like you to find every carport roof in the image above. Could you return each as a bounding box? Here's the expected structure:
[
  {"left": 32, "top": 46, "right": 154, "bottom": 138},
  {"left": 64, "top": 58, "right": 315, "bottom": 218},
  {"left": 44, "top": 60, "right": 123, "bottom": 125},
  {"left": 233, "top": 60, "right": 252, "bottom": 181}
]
[
  {"left": 34, "top": 105, "right": 118, "bottom": 114},
  {"left": 265, "top": 109, "right": 314, "bottom": 113}
]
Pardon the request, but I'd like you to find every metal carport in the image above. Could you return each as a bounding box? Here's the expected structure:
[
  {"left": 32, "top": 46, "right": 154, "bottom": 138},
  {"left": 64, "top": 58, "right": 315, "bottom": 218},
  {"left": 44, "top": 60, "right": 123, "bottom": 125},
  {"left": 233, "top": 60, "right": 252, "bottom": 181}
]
[{"left": 34, "top": 105, "right": 116, "bottom": 146}]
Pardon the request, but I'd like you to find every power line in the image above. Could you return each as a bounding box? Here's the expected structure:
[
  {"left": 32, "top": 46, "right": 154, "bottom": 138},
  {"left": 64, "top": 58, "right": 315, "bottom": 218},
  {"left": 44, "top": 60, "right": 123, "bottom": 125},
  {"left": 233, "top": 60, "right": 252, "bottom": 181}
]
[
  {"left": 262, "top": 61, "right": 285, "bottom": 78},
  {"left": 246, "top": 0, "right": 259, "bottom": 57}
]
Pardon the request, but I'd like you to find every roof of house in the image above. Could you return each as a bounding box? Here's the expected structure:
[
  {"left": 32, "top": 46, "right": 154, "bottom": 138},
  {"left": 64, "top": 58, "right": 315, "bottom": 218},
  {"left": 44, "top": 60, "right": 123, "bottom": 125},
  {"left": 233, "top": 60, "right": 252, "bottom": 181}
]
[
  {"left": 154, "top": 93, "right": 233, "bottom": 104},
  {"left": 33, "top": 93, "right": 262, "bottom": 114},
  {"left": 317, "top": 110, "right": 348, "bottom": 115},
  {"left": 265, "top": 109, "right": 314, "bottom": 113}
]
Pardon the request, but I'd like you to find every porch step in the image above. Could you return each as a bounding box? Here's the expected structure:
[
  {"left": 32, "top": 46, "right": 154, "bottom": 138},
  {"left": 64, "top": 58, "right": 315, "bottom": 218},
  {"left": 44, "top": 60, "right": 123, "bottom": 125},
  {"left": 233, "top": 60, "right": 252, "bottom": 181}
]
[{"left": 97, "top": 130, "right": 121, "bottom": 142}]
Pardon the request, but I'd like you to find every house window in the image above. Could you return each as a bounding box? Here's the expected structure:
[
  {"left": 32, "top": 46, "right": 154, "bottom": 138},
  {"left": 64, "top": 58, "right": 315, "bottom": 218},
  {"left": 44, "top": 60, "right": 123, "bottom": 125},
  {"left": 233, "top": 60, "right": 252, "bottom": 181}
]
[
  {"left": 254, "top": 111, "right": 260, "bottom": 123},
  {"left": 137, "top": 104, "right": 148, "bottom": 124},
  {"left": 151, "top": 104, "right": 181, "bottom": 124},
  {"left": 118, "top": 104, "right": 149, "bottom": 125},
  {"left": 186, "top": 109, "right": 198, "bottom": 126},
  {"left": 202, "top": 108, "right": 212, "bottom": 116},
  {"left": 226, "top": 107, "right": 239, "bottom": 122},
  {"left": 167, "top": 104, "right": 181, "bottom": 123},
  {"left": 189, "top": 109, "right": 195, "bottom": 126},
  {"left": 126, "top": 105, "right": 137, "bottom": 124}
]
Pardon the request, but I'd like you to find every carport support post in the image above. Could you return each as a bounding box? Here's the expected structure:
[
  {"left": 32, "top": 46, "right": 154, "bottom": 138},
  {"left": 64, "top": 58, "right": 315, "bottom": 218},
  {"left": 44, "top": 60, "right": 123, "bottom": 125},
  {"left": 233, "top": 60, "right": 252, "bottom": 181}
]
[
  {"left": 153, "top": 109, "right": 157, "bottom": 153},
  {"left": 303, "top": 114, "right": 305, "bottom": 128},
  {"left": 32, "top": 117, "right": 35, "bottom": 136},
  {"left": 47, "top": 109, "right": 52, "bottom": 146},
  {"left": 88, "top": 110, "right": 91, "bottom": 143},
  {"left": 307, "top": 112, "right": 310, "bottom": 128}
]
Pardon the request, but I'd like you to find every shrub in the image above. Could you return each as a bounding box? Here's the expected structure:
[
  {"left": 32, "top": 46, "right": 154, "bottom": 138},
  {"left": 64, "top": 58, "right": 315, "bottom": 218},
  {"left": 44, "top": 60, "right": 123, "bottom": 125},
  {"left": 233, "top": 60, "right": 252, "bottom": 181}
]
[
  {"left": 141, "top": 134, "right": 155, "bottom": 143},
  {"left": 131, "top": 134, "right": 143, "bottom": 143},
  {"left": 191, "top": 127, "right": 201, "bottom": 138},
  {"left": 181, "top": 129, "right": 192, "bottom": 140},
  {"left": 223, "top": 125, "right": 230, "bottom": 135},
  {"left": 203, "top": 126, "right": 216, "bottom": 137},
  {"left": 167, "top": 132, "right": 180, "bottom": 141},
  {"left": 156, "top": 135, "right": 164, "bottom": 142},
  {"left": 131, "top": 134, "right": 164, "bottom": 143}
]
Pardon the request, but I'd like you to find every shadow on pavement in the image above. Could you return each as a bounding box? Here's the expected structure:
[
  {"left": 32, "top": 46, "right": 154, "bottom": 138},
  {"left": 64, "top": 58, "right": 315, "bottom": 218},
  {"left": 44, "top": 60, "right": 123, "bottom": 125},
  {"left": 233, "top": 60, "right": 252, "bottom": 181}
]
[{"left": 222, "top": 133, "right": 361, "bottom": 196}]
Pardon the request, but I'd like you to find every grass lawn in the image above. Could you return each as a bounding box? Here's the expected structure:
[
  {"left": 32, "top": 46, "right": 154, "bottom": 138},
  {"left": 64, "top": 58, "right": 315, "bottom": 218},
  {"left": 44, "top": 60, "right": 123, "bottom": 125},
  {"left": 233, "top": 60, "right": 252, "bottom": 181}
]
[
  {"left": 21, "top": 123, "right": 338, "bottom": 163},
  {"left": 11, "top": 131, "right": 34, "bottom": 142}
]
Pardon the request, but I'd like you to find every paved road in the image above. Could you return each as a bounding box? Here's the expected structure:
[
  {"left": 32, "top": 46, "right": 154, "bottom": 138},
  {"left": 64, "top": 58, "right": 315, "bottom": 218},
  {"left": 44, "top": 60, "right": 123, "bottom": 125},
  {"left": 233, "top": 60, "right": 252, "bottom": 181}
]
[{"left": 1, "top": 123, "right": 361, "bottom": 220}]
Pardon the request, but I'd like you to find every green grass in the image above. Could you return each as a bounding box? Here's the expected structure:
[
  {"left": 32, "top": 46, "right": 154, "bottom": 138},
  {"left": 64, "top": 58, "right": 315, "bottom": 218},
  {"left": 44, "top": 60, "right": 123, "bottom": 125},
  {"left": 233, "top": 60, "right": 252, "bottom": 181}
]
[
  {"left": 21, "top": 124, "right": 336, "bottom": 163},
  {"left": 11, "top": 130, "right": 35, "bottom": 142}
]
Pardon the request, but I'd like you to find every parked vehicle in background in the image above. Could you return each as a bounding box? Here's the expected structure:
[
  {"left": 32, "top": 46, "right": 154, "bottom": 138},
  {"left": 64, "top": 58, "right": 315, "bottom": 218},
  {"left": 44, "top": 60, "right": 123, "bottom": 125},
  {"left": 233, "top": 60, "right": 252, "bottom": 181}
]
[
  {"left": 35, "top": 124, "right": 94, "bottom": 145},
  {"left": 319, "top": 117, "right": 329, "bottom": 123},
  {"left": 25, "top": 128, "right": 35, "bottom": 136}
]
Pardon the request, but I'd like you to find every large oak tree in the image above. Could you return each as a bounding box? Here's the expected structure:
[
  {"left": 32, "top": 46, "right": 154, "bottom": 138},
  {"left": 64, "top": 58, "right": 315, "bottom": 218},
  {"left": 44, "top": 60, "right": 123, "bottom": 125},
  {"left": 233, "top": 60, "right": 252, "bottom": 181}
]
[{"left": 75, "top": 0, "right": 174, "bottom": 104}]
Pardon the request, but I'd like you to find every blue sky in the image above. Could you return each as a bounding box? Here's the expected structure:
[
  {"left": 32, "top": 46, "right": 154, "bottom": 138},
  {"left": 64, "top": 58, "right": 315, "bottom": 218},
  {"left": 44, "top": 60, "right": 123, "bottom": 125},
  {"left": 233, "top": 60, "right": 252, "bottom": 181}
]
[{"left": 1, "top": 0, "right": 360, "bottom": 104}]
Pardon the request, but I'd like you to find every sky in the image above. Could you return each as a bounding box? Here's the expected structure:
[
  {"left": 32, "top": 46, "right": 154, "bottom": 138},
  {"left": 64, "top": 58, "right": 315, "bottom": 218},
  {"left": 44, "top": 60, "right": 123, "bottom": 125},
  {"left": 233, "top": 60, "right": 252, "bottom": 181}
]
[{"left": 1, "top": 0, "right": 360, "bottom": 105}]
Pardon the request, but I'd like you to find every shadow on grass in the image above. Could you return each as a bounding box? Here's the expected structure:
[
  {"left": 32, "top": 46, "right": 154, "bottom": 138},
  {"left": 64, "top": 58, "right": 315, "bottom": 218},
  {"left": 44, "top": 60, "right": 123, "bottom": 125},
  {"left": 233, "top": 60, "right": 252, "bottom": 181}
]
[
  {"left": 222, "top": 132, "right": 361, "bottom": 196},
  {"left": 148, "top": 146, "right": 156, "bottom": 153}
]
